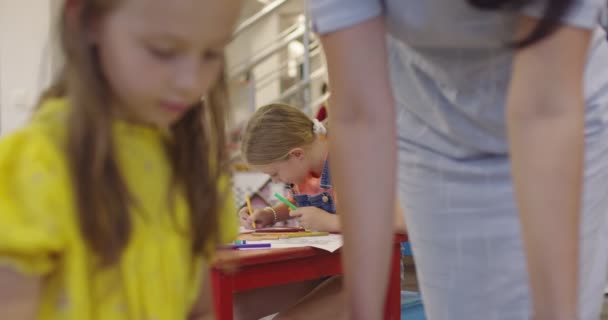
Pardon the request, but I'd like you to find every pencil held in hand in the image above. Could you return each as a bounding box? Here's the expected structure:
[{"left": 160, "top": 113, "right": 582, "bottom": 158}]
[{"left": 246, "top": 195, "right": 256, "bottom": 228}]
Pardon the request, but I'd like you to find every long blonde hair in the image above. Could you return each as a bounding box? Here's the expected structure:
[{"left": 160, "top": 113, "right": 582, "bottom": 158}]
[
  {"left": 241, "top": 103, "right": 320, "bottom": 165},
  {"left": 37, "top": 0, "right": 229, "bottom": 266}
]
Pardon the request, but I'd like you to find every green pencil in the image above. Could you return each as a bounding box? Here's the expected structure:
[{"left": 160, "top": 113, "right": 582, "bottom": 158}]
[{"left": 274, "top": 192, "right": 298, "bottom": 210}]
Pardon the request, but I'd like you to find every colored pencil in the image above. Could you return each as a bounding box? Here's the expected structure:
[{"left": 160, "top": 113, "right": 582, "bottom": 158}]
[{"left": 274, "top": 193, "right": 298, "bottom": 210}]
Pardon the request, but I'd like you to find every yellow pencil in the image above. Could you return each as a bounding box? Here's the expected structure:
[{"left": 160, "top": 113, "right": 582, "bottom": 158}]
[
  {"left": 245, "top": 195, "right": 256, "bottom": 229},
  {"left": 282, "top": 232, "right": 329, "bottom": 239}
]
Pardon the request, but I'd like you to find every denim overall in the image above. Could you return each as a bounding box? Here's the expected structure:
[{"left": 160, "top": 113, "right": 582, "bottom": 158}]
[{"left": 287, "top": 159, "right": 336, "bottom": 214}]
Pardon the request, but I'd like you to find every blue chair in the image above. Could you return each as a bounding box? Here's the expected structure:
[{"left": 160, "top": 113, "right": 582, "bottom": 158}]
[{"left": 400, "top": 242, "right": 426, "bottom": 319}]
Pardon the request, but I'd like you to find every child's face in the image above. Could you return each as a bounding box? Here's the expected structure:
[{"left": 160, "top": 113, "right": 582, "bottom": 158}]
[
  {"left": 94, "top": 0, "right": 241, "bottom": 129},
  {"left": 255, "top": 149, "right": 310, "bottom": 185}
]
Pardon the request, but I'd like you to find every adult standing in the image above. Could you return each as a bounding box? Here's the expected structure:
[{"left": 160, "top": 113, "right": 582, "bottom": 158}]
[{"left": 310, "top": 0, "right": 608, "bottom": 319}]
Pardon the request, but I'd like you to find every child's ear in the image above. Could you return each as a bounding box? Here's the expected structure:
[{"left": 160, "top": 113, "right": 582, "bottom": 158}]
[
  {"left": 288, "top": 148, "right": 305, "bottom": 160},
  {"left": 65, "top": 3, "right": 102, "bottom": 45},
  {"left": 82, "top": 12, "right": 105, "bottom": 46},
  {"left": 86, "top": 19, "right": 102, "bottom": 45}
]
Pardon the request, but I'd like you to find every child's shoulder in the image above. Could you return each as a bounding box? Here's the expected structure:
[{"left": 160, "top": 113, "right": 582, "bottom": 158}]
[
  {"left": 30, "top": 97, "right": 70, "bottom": 138},
  {"left": 0, "top": 99, "right": 74, "bottom": 276},
  {"left": 0, "top": 98, "right": 69, "bottom": 177}
]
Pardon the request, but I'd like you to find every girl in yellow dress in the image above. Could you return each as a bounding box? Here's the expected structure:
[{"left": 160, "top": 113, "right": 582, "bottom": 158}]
[{"left": 0, "top": 0, "right": 242, "bottom": 319}]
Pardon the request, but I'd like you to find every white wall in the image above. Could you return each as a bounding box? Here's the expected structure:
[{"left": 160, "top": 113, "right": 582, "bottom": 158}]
[
  {"left": 225, "top": 13, "right": 281, "bottom": 131},
  {"left": 0, "top": 0, "right": 58, "bottom": 135},
  {"left": 251, "top": 14, "right": 281, "bottom": 109},
  {"left": 0, "top": 1, "right": 305, "bottom": 135}
]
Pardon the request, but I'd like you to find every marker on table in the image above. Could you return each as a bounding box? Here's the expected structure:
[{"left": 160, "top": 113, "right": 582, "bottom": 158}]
[
  {"left": 274, "top": 193, "right": 298, "bottom": 211},
  {"left": 252, "top": 231, "right": 329, "bottom": 238},
  {"left": 253, "top": 227, "right": 305, "bottom": 233},
  {"left": 229, "top": 243, "right": 271, "bottom": 250},
  {"left": 245, "top": 195, "right": 256, "bottom": 229},
  {"left": 282, "top": 232, "right": 329, "bottom": 239}
]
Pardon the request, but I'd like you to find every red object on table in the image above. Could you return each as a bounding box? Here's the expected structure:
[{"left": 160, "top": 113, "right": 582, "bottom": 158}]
[
  {"left": 253, "top": 227, "right": 306, "bottom": 233},
  {"left": 211, "top": 234, "right": 408, "bottom": 320}
]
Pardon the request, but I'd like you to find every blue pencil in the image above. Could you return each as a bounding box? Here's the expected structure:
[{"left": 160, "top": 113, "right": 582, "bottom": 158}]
[{"left": 229, "top": 243, "right": 271, "bottom": 249}]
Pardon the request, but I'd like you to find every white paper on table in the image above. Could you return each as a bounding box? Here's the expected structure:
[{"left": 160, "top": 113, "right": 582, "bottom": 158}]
[
  {"left": 247, "top": 234, "right": 343, "bottom": 252},
  {"left": 233, "top": 172, "right": 270, "bottom": 207},
  {"left": 239, "top": 226, "right": 254, "bottom": 234}
]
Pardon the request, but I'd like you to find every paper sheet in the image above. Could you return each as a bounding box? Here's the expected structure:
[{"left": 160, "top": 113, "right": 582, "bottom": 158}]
[
  {"left": 248, "top": 234, "right": 343, "bottom": 252},
  {"left": 239, "top": 226, "right": 253, "bottom": 233},
  {"left": 233, "top": 172, "right": 270, "bottom": 207}
]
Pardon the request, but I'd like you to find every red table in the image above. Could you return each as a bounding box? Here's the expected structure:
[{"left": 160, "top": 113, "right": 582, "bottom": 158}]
[{"left": 211, "top": 234, "right": 408, "bottom": 319}]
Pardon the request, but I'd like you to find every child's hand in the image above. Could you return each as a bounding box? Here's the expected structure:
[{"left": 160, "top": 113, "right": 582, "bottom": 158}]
[
  {"left": 289, "top": 207, "right": 338, "bottom": 232},
  {"left": 238, "top": 207, "right": 275, "bottom": 229},
  {"left": 238, "top": 207, "right": 255, "bottom": 229}
]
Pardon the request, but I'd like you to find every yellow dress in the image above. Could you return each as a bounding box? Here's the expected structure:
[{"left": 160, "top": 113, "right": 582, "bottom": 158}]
[{"left": 0, "top": 98, "right": 237, "bottom": 319}]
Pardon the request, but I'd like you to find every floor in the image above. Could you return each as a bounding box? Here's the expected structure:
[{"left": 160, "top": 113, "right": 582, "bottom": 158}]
[{"left": 259, "top": 295, "right": 608, "bottom": 319}]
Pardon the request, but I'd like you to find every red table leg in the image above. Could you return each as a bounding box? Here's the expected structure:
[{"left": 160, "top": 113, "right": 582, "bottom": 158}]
[
  {"left": 384, "top": 243, "right": 402, "bottom": 319},
  {"left": 211, "top": 235, "right": 408, "bottom": 320},
  {"left": 211, "top": 269, "right": 234, "bottom": 320}
]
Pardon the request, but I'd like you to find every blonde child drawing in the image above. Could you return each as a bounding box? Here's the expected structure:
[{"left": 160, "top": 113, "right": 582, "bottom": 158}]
[
  {"left": 234, "top": 103, "right": 405, "bottom": 319},
  {"left": 239, "top": 104, "right": 341, "bottom": 232}
]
